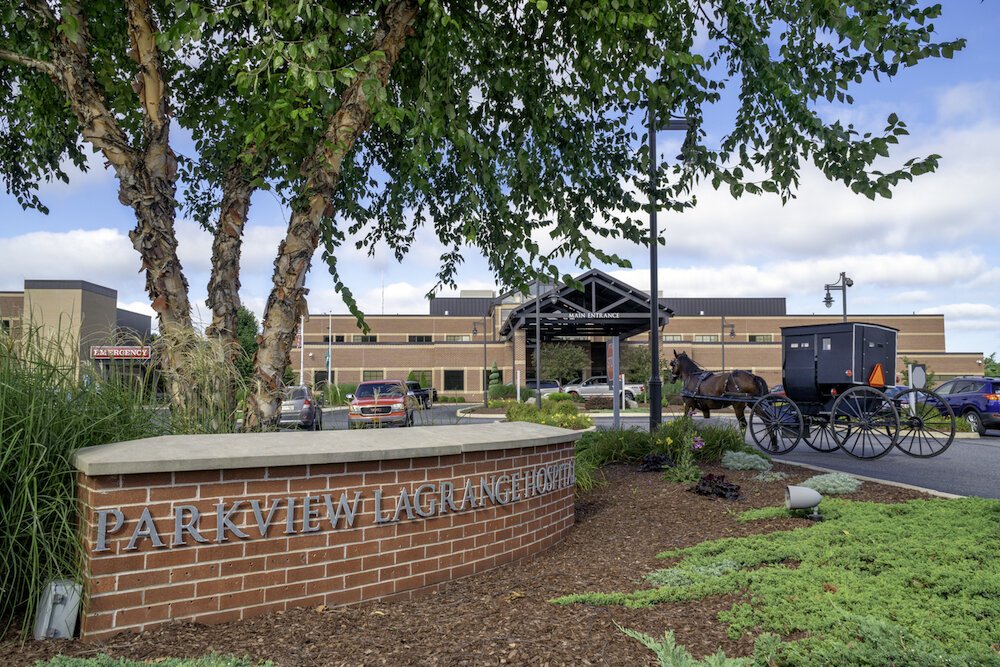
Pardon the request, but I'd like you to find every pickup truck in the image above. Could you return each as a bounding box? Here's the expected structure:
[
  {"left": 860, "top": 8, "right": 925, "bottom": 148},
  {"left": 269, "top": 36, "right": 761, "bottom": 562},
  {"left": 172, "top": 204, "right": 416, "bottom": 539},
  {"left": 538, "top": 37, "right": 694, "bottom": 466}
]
[
  {"left": 347, "top": 380, "right": 417, "bottom": 428},
  {"left": 562, "top": 376, "right": 644, "bottom": 402},
  {"left": 405, "top": 380, "right": 437, "bottom": 408}
]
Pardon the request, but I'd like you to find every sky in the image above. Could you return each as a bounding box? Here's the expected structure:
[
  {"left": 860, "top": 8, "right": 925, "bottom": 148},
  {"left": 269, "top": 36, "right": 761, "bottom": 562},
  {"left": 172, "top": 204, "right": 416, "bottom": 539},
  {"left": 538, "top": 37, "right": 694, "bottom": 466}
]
[{"left": 1, "top": 3, "right": 998, "bottom": 357}]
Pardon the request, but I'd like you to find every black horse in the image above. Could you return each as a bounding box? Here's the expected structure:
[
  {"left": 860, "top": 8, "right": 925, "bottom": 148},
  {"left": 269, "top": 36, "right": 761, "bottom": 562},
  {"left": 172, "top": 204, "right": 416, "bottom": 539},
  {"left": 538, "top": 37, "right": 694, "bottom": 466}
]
[{"left": 667, "top": 350, "right": 769, "bottom": 430}]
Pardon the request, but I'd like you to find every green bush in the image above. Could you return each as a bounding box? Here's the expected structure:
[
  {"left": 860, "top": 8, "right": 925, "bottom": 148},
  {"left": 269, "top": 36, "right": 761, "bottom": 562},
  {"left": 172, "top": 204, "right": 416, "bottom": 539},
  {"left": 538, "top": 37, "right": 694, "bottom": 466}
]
[
  {"left": 721, "top": 451, "right": 772, "bottom": 471},
  {"left": 546, "top": 392, "right": 574, "bottom": 402},
  {"left": 694, "top": 422, "right": 760, "bottom": 463},
  {"left": 488, "top": 383, "right": 535, "bottom": 401},
  {"left": 801, "top": 473, "right": 862, "bottom": 495},
  {"left": 1, "top": 330, "right": 166, "bottom": 632},
  {"left": 575, "top": 428, "right": 665, "bottom": 468},
  {"left": 505, "top": 400, "right": 593, "bottom": 430}
]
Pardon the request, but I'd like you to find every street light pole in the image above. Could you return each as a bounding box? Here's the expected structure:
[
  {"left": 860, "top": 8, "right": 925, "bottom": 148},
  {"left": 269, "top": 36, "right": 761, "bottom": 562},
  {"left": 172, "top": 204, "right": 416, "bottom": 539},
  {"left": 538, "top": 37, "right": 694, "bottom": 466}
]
[
  {"left": 647, "top": 101, "right": 689, "bottom": 432},
  {"left": 481, "top": 311, "right": 488, "bottom": 406},
  {"left": 720, "top": 316, "right": 736, "bottom": 371},
  {"left": 326, "top": 313, "right": 332, "bottom": 388},
  {"left": 534, "top": 276, "right": 542, "bottom": 409},
  {"left": 823, "top": 272, "right": 854, "bottom": 323}
]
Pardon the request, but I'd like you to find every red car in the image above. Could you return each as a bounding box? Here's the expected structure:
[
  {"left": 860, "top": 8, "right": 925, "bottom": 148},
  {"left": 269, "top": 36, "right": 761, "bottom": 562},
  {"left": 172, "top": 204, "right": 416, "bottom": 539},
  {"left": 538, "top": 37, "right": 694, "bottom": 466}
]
[{"left": 347, "top": 380, "right": 416, "bottom": 429}]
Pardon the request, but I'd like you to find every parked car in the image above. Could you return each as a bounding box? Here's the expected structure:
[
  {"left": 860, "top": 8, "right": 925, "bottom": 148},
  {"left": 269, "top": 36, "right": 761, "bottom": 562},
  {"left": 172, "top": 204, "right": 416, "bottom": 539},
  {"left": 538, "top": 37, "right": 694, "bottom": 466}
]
[
  {"left": 525, "top": 379, "right": 562, "bottom": 398},
  {"left": 928, "top": 376, "right": 1000, "bottom": 435},
  {"left": 883, "top": 384, "right": 910, "bottom": 399},
  {"left": 405, "top": 380, "right": 437, "bottom": 408},
  {"left": 770, "top": 383, "right": 785, "bottom": 396},
  {"left": 347, "top": 380, "right": 417, "bottom": 429},
  {"left": 563, "top": 376, "right": 644, "bottom": 402},
  {"left": 279, "top": 385, "right": 323, "bottom": 430}
]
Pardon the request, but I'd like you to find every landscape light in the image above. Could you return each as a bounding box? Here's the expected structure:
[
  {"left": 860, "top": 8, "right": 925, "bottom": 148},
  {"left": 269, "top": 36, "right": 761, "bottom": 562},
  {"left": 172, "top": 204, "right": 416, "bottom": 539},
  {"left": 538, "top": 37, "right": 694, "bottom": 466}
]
[{"left": 785, "top": 485, "right": 824, "bottom": 521}]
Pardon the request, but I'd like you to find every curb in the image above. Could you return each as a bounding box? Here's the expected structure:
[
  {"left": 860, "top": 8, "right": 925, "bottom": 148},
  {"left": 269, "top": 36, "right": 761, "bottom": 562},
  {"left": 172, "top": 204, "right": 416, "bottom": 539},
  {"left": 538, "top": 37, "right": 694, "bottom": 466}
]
[{"left": 773, "top": 460, "right": 965, "bottom": 499}]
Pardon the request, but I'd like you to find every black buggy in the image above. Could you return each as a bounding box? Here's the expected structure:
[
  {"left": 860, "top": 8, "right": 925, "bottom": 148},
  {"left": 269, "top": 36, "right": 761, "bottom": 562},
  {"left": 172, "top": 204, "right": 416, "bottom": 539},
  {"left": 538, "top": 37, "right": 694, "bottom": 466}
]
[{"left": 748, "top": 322, "right": 957, "bottom": 459}]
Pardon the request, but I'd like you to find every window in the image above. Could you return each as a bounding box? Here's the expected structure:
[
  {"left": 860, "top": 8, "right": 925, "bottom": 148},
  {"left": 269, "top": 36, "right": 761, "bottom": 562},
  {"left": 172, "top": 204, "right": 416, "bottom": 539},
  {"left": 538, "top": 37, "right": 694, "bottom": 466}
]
[
  {"left": 749, "top": 334, "right": 773, "bottom": 343},
  {"left": 0, "top": 319, "right": 9, "bottom": 335},
  {"left": 408, "top": 335, "right": 432, "bottom": 343},
  {"left": 362, "top": 370, "right": 384, "bottom": 381},
  {"left": 313, "top": 370, "right": 333, "bottom": 387},
  {"left": 445, "top": 334, "right": 471, "bottom": 342},
  {"left": 323, "top": 335, "right": 346, "bottom": 343},
  {"left": 353, "top": 335, "right": 377, "bottom": 343},
  {"left": 821, "top": 337, "right": 832, "bottom": 351},
  {"left": 444, "top": 370, "right": 465, "bottom": 391},
  {"left": 694, "top": 334, "right": 719, "bottom": 343},
  {"left": 662, "top": 334, "right": 683, "bottom": 342},
  {"left": 409, "top": 370, "right": 432, "bottom": 386}
]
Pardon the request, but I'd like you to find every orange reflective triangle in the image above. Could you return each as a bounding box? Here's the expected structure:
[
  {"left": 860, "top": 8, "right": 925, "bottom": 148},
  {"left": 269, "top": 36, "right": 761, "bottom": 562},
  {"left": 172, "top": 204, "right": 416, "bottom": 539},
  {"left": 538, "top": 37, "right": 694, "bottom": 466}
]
[{"left": 868, "top": 363, "right": 886, "bottom": 388}]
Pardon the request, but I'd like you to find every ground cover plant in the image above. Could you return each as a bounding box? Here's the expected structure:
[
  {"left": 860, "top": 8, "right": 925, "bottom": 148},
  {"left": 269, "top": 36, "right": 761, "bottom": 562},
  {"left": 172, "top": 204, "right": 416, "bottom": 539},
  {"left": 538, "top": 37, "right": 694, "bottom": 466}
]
[
  {"left": 720, "top": 451, "right": 772, "bottom": 472},
  {"left": 800, "top": 472, "right": 862, "bottom": 495},
  {"left": 554, "top": 497, "right": 1000, "bottom": 665}
]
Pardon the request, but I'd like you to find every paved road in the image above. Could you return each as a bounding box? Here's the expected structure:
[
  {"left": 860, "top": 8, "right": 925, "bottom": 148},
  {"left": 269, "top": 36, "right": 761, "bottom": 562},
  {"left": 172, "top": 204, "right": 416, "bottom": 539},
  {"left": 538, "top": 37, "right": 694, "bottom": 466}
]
[
  {"left": 590, "top": 414, "right": 1000, "bottom": 499},
  {"left": 317, "top": 404, "right": 480, "bottom": 430},
  {"left": 309, "top": 406, "right": 1000, "bottom": 498}
]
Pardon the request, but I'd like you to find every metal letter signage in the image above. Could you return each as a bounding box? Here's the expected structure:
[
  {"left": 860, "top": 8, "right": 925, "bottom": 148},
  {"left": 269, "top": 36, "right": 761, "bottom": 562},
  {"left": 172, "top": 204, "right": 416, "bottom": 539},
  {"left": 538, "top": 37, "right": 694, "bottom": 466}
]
[
  {"left": 96, "top": 463, "right": 575, "bottom": 551},
  {"left": 90, "top": 346, "right": 152, "bottom": 360},
  {"left": 565, "top": 312, "right": 621, "bottom": 320}
]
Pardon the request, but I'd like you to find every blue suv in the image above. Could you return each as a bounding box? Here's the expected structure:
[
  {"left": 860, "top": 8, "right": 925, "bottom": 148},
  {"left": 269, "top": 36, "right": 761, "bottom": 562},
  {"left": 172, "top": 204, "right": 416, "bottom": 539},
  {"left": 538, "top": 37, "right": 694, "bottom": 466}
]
[{"left": 932, "top": 377, "right": 1000, "bottom": 435}]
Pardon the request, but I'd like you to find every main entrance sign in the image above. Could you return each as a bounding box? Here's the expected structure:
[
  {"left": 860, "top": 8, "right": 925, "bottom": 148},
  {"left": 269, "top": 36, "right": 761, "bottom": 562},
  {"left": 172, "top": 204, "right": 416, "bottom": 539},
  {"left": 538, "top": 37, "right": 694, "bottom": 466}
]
[{"left": 73, "top": 423, "right": 579, "bottom": 640}]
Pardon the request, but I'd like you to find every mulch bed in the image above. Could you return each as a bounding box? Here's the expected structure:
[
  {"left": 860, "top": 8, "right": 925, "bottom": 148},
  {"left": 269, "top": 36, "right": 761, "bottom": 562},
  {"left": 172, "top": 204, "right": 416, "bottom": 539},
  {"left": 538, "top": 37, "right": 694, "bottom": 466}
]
[{"left": 5, "top": 463, "right": 929, "bottom": 666}]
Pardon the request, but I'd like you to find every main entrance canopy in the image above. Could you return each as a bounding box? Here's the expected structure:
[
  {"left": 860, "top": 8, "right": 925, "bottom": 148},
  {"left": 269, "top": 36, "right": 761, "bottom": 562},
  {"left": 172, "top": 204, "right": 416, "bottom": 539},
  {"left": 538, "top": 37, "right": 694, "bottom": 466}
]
[{"left": 499, "top": 269, "right": 672, "bottom": 341}]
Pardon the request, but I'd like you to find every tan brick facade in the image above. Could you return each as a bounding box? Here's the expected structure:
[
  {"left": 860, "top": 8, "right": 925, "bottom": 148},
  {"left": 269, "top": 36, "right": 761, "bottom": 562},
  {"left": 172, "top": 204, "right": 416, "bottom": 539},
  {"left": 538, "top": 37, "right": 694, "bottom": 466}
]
[
  {"left": 292, "top": 311, "right": 983, "bottom": 392},
  {"left": 77, "top": 442, "right": 576, "bottom": 640}
]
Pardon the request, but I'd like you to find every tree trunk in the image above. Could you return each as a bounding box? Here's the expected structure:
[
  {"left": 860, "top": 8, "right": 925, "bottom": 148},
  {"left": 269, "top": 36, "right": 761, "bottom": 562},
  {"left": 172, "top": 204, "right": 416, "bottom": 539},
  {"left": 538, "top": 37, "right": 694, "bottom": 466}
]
[
  {"left": 51, "top": 1, "right": 194, "bottom": 407},
  {"left": 205, "top": 165, "right": 254, "bottom": 425},
  {"left": 244, "top": 0, "right": 419, "bottom": 430}
]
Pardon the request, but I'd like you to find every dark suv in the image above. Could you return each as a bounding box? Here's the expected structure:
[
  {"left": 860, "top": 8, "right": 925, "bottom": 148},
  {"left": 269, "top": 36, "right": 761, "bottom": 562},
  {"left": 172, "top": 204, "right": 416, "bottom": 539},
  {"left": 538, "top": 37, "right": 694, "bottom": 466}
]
[{"left": 931, "top": 377, "right": 1000, "bottom": 435}]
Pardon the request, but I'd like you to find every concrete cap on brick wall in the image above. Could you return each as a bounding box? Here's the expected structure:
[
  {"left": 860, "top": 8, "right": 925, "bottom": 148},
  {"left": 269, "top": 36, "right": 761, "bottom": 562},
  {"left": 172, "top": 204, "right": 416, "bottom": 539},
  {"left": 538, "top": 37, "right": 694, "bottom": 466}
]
[{"left": 72, "top": 422, "right": 583, "bottom": 476}]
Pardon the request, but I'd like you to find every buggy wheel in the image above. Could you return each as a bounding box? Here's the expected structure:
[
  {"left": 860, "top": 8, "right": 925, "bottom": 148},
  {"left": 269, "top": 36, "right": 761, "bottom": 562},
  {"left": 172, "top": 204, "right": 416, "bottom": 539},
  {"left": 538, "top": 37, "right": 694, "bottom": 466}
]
[
  {"left": 749, "top": 394, "right": 803, "bottom": 455},
  {"left": 894, "top": 388, "right": 955, "bottom": 457},
  {"left": 830, "top": 387, "right": 899, "bottom": 459},
  {"left": 803, "top": 417, "right": 839, "bottom": 452}
]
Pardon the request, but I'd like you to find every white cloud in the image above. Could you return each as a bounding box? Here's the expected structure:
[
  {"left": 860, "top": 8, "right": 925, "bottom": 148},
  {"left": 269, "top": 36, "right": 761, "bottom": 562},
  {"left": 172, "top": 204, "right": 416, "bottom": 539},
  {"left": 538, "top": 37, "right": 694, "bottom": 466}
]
[{"left": 0, "top": 227, "right": 139, "bottom": 291}]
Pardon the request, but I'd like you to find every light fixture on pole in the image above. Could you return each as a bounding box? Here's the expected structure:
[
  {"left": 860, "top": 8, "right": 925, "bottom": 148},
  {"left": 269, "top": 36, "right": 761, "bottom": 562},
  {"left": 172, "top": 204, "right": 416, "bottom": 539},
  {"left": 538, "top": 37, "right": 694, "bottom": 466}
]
[
  {"left": 823, "top": 272, "right": 854, "bottom": 323},
  {"left": 720, "top": 316, "right": 736, "bottom": 371},
  {"left": 647, "top": 99, "right": 690, "bottom": 432}
]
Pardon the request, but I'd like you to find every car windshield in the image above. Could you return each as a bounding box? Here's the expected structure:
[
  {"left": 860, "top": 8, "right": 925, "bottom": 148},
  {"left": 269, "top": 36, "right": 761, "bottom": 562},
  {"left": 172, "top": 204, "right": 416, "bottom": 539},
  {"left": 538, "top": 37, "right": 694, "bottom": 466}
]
[
  {"left": 284, "top": 387, "right": 308, "bottom": 401},
  {"left": 355, "top": 382, "right": 404, "bottom": 398}
]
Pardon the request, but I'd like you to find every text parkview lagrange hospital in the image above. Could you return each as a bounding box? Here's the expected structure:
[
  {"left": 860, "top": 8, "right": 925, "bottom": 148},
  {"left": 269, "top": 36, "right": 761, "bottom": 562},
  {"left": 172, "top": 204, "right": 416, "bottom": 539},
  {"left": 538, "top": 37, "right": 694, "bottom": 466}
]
[{"left": 288, "top": 270, "right": 984, "bottom": 396}]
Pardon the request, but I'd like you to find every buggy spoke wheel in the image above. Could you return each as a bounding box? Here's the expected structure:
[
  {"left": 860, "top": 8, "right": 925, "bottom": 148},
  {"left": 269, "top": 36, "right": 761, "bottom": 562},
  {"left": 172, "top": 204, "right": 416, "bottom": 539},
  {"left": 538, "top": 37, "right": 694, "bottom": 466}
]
[
  {"left": 894, "top": 388, "right": 955, "bottom": 457},
  {"left": 749, "top": 394, "right": 803, "bottom": 455},
  {"left": 803, "top": 418, "right": 838, "bottom": 452},
  {"left": 830, "top": 386, "right": 899, "bottom": 459}
]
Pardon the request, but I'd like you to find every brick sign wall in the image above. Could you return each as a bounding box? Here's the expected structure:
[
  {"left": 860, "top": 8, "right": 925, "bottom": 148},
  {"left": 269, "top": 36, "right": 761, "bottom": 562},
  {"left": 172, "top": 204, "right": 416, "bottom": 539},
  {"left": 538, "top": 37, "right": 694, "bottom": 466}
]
[{"left": 77, "top": 440, "right": 576, "bottom": 639}]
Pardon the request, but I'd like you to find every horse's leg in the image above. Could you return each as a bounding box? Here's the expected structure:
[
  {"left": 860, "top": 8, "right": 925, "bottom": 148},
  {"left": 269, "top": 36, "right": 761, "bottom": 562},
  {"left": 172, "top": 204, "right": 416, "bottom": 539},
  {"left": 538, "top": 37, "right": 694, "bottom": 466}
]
[
  {"left": 702, "top": 407, "right": 710, "bottom": 419},
  {"left": 735, "top": 405, "right": 747, "bottom": 432}
]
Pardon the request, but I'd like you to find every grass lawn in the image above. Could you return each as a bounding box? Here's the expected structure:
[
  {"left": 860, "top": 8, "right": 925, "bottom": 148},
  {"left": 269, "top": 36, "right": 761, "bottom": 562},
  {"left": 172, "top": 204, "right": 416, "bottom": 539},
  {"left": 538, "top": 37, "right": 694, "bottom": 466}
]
[{"left": 555, "top": 497, "right": 1000, "bottom": 666}]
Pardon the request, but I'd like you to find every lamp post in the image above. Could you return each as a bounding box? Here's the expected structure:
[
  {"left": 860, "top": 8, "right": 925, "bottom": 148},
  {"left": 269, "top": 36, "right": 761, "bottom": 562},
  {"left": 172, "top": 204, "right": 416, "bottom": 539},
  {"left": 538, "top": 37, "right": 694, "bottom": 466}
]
[
  {"left": 472, "top": 315, "right": 487, "bottom": 406},
  {"left": 534, "top": 276, "right": 543, "bottom": 409},
  {"left": 823, "top": 272, "right": 854, "bottom": 322},
  {"left": 647, "top": 101, "right": 689, "bottom": 432},
  {"left": 326, "top": 312, "right": 333, "bottom": 389},
  {"left": 720, "top": 316, "right": 736, "bottom": 371}
]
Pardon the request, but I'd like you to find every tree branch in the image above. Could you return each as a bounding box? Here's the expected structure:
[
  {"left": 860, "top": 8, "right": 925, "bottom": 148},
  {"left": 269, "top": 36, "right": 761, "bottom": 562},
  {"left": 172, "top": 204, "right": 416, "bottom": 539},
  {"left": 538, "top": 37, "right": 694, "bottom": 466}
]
[
  {"left": 125, "top": 0, "right": 170, "bottom": 140},
  {"left": 0, "top": 48, "right": 60, "bottom": 77}
]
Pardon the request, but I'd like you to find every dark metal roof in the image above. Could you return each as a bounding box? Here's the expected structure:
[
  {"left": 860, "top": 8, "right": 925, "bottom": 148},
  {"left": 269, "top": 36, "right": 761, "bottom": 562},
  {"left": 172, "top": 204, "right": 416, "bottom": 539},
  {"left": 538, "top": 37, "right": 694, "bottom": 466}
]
[
  {"left": 662, "top": 297, "right": 786, "bottom": 317},
  {"left": 116, "top": 308, "right": 152, "bottom": 340},
  {"left": 23, "top": 280, "right": 117, "bottom": 300},
  {"left": 500, "top": 269, "right": 672, "bottom": 340},
  {"left": 428, "top": 297, "right": 495, "bottom": 317}
]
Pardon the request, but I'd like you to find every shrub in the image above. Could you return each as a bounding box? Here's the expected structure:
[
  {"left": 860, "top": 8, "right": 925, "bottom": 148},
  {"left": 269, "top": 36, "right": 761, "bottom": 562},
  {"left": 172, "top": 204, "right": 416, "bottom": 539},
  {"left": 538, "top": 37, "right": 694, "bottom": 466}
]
[
  {"left": 664, "top": 464, "right": 701, "bottom": 484},
  {"left": 694, "top": 422, "right": 760, "bottom": 463},
  {"left": 488, "top": 383, "right": 535, "bottom": 401},
  {"left": 721, "top": 451, "right": 773, "bottom": 471},
  {"left": 504, "top": 400, "right": 593, "bottom": 430},
  {"left": 575, "top": 428, "right": 665, "bottom": 468},
  {"left": 691, "top": 474, "right": 742, "bottom": 500},
  {"left": 753, "top": 471, "right": 790, "bottom": 482},
  {"left": 546, "top": 392, "right": 574, "bottom": 402},
  {"left": 324, "top": 382, "right": 357, "bottom": 405},
  {"left": 801, "top": 473, "right": 862, "bottom": 495},
  {"left": 584, "top": 395, "right": 614, "bottom": 410}
]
